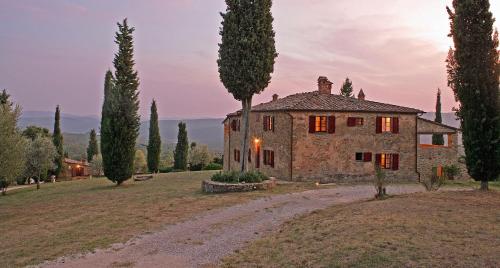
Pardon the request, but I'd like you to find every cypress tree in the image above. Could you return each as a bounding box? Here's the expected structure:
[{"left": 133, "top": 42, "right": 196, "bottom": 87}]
[
  {"left": 100, "top": 70, "right": 114, "bottom": 179},
  {"left": 52, "top": 105, "right": 64, "bottom": 177},
  {"left": 101, "top": 19, "right": 141, "bottom": 185},
  {"left": 218, "top": 0, "right": 277, "bottom": 172},
  {"left": 147, "top": 100, "right": 161, "bottom": 173},
  {"left": 174, "top": 122, "right": 188, "bottom": 170},
  {"left": 432, "top": 89, "right": 445, "bottom": 145},
  {"left": 447, "top": 0, "right": 500, "bottom": 190},
  {"left": 87, "top": 129, "right": 99, "bottom": 162},
  {"left": 0, "top": 89, "right": 11, "bottom": 106},
  {"left": 340, "top": 77, "right": 354, "bottom": 97}
]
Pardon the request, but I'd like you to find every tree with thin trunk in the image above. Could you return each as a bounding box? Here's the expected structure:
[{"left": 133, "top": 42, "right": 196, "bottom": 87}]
[
  {"left": 0, "top": 92, "right": 26, "bottom": 195},
  {"left": 174, "top": 122, "right": 189, "bottom": 170},
  {"left": 87, "top": 129, "right": 99, "bottom": 162},
  {"left": 340, "top": 77, "right": 354, "bottom": 97},
  {"left": 432, "top": 89, "right": 445, "bottom": 145},
  {"left": 100, "top": 19, "right": 141, "bottom": 185},
  {"left": 447, "top": 0, "right": 500, "bottom": 190},
  {"left": 147, "top": 100, "right": 161, "bottom": 173},
  {"left": 52, "top": 105, "right": 64, "bottom": 177},
  {"left": 24, "top": 136, "right": 57, "bottom": 190},
  {"left": 218, "top": 0, "right": 277, "bottom": 172}
]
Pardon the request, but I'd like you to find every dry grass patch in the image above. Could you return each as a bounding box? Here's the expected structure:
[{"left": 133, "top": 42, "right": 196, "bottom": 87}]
[
  {"left": 221, "top": 190, "right": 500, "bottom": 268},
  {"left": 0, "top": 171, "right": 322, "bottom": 267}
]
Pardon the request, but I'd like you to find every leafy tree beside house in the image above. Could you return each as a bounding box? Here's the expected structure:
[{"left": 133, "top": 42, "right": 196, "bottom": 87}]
[
  {"left": 134, "top": 150, "right": 147, "bottom": 174},
  {"left": 87, "top": 129, "right": 99, "bottom": 162},
  {"left": 174, "top": 122, "right": 189, "bottom": 170},
  {"left": 0, "top": 91, "right": 26, "bottom": 195},
  {"left": 340, "top": 77, "right": 354, "bottom": 97},
  {"left": 447, "top": 0, "right": 500, "bottom": 190},
  {"left": 432, "top": 89, "right": 445, "bottom": 145},
  {"left": 53, "top": 105, "right": 64, "bottom": 177},
  {"left": 147, "top": 100, "right": 161, "bottom": 173},
  {"left": 101, "top": 19, "right": 141, "bottom": 185},
  {"left": 24, "top": 136, "right": 57, "bottom": 190},
  {"left": 218, "top": 0, "right": 277, "bottom": 172}
]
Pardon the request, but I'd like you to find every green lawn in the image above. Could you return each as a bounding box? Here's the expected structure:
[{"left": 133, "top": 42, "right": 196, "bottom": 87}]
[
  {"left": 0, "top": 171, "right": 321, "bottom": 267},
  {"left": 221, "top": 190, "right": 500, "bottom": 268}
]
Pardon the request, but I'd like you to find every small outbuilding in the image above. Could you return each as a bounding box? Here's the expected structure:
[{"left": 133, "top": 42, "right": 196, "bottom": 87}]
[{"left": 61, "top": 158, "right": 90, "bottom": 179}]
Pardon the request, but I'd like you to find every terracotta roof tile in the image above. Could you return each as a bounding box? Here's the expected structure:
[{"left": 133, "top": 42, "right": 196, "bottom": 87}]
[{"left": 247, "top": 91, "right": 423, "bottom": 114}]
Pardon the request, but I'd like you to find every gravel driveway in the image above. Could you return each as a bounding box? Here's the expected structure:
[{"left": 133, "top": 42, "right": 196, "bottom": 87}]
[{"left": 39, "top": 184, "right": 425, "bottom": 268}]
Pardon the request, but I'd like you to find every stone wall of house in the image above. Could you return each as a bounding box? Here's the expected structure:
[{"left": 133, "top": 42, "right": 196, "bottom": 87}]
[
  {"left": 224, "top": 111, "right": 292, "bottom": 180},
  {"left": 416, "top": 120, "right": 468, "bottom": 180},
  {"left": 290, "top": 112, "right": 419, "bottom": 182}
]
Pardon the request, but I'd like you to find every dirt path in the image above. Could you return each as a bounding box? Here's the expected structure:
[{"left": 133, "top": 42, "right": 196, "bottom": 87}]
[{"left": 39, "top": 185, "right": 425, "bottom": 268}]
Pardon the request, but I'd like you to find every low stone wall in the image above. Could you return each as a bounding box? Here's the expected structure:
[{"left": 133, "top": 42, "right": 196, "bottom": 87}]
[
  {"left": 202, "top": 179, "right": 276, "bottom": 193},
  {"left": 317, "top": 173, "right": 418, "bottom": 184}
]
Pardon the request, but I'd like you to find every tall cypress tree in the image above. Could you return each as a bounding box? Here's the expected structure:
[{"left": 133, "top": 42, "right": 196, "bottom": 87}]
[
  {"left": 147, "top": 100, "right": 161, "bottom": 173},
  {"left": 174, "top": 122, "right": 188, "bottom": 170},
  {"left": 87, "top": 129, "right": 99, "bottom": 162},
  {"left": 340, "top": 77, "right": 354, "bottom": 97},
  {"left": 101, "top": 19, "right": 141, "bottom": 185},
  {"left": 432, "top": 89, "right": 445, "bottom": 145},
  {"left": 447, "top": 0, "right": 500, "bottom": 190},
  {"left": 52, "top": 105, "right": 64, "bottom": 177},
  {"left": 218, "top": 0, "right": 277, "bottom": 172}
]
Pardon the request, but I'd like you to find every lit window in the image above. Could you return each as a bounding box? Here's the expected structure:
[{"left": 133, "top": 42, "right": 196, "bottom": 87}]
[
  {"left": 315, "top": 116, "right": 328, "bottom": 132},
  {"left": 355, "top": 118, "right": 364, "bottom": 126},
  {"left": 264, "top": 116, "right": 274, "bottom": 131},
  {"left": 380, "top": 153, "right": 392, "bottom": 169},
  {"left": 382, "top": 117, "right": 392, "bottom": 132}
]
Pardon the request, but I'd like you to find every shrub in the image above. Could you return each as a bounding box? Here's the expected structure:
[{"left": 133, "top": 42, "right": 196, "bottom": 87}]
[
  {"left": 210, "top": 171, "right": 268, "bottom": 184},
  {"left": 422, "top": 167, "right": 445, "bottom": 191},
  {"left": 443, "top": 165, "right": 460, "bottom": 180},
  {"left": 159, "top": 167, "right": 173, "bottom": 173},
  {"left": 204, "top": 163, "right": 223, "bottom": 171},
  {"left": 374, "top": 165, "right": 387, "bottom": 199}
]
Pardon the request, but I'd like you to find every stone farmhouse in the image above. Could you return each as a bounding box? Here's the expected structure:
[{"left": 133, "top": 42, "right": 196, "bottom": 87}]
[{"left": 223, "top": 76, "right": 461, "bottom": 182}]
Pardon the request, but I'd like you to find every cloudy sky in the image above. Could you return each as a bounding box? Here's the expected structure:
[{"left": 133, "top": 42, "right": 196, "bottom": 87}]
[{"left": 1, "top": 0, "right": 499, "bottom": 118}]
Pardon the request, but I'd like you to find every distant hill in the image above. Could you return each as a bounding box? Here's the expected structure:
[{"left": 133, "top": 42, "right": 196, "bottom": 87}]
[{"left": 19, "top": 111, "right": 224, "bottom": 153}]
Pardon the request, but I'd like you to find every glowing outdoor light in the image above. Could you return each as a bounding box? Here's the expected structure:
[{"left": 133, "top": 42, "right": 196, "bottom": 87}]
[{"left": 254, "top": 138, "right": 261, "bottom": 144}]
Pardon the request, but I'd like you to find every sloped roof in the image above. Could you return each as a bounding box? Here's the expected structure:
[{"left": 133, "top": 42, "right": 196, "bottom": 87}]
[{"left": 229, "top": 91, "right": 423, "bottom": 116}]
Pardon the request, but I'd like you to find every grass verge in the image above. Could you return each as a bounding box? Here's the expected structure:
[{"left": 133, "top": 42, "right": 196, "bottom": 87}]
[
  {"left": 221, "top": 190, "right": 500, "bottom": 268},
  {"left": 0, "top": 171, "right": 322, "bottom": 267}
]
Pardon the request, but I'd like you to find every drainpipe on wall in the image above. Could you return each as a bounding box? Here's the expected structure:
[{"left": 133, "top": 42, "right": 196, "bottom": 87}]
[
  {"left": 285, "top": 112, "right": 294, "bottom": 180},
  {"left": 415, "top": 115, "right": 421, "bottom": 182}
]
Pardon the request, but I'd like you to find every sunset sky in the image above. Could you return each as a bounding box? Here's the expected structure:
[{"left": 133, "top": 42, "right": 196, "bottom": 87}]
[{"left": 1, "top": 0, "right": 499, "bottom": 119}]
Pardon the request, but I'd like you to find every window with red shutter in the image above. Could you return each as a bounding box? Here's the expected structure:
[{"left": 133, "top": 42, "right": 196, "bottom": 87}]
[
  {"left": 392, "top": 117, "right": 399, "bottom": 134},
  {"left": 248, "top": 149, "right": 251, "bottom": 163},
  {"left": 271, "top": 116, "right": 275, "bottom": 132},
  {"left": 328, "top": 116, "right": 336, "bottom": 133},
  {"left": 376, "top": 117, "right": 382, "bottom": 133},
  {"left": 237, "top": 120, "right": 240, "bottom": 131},
  {"left": 309, "top": 116, "right": 316, "bottom": 133},
  {"left": 263, "top": 150, "right": 268, "bottom": 165},
  {"left": 375, "top": 154, "right": 382, "bottom": 166},
  {"left": 363, "top": 152, "right": 372, "bottom": 162},
  {"left": 392, "top": 154, "right": 399, "bottom": 170},
  {"left": 231, "top": 120, "right": 236, "bottom": 131},
  {"left": 347, "top": 117, "right": 355, "bottom": 127},
  {"left": 263, "top": 116, "right": 268, "bottom": 131}
]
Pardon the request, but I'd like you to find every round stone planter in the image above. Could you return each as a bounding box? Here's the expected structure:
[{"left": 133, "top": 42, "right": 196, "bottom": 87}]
[{"left": 202, "top": 179, "right": 276, "bottom": 193}]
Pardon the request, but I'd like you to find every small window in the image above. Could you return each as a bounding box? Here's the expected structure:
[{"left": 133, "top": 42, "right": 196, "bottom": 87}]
[
  {"left": 315, "top": 116, "right": 328, "bottom": 132},
  {"left": 263, "top": 150, "right": 275, "bottom": 168},
  {"left": 382, "top": 117, "right": 392, "bottom": 132},
  {"left": 263, "top": 116, "right": 274, "bottom": 131},
  {"left": 231, "top": 119, "right": 241, "bottom": 132},
  {"left": 234, "top": 149, "right": 240, "bottom": 162},
  {"left": 355, "top": 152, "right": 363, "bottom": 161},
  {"left": 348, "top": 117, "right": 364, "bottom": 127}
]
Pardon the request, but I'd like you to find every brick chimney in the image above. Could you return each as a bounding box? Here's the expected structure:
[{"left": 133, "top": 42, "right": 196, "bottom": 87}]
[
  {"left": 272, "top": 94, "right": 279, "bottom": 101},
  {"left": 317, "top": 76, "right": 333, "bottom": 94},
  {"left": 358, "top": 89, "right": 365, "bottom": 100}
]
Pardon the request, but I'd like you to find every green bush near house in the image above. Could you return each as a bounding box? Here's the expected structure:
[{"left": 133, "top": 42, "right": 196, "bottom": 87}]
[
  {"left": 443, "top": 165, "right": 460, "bottom": 180},
  {"left": 203, "top": 163, "right": 223, "bottom": 171},
  {"left": 211, "top": 171, "right": 268, "bottom": 184}
]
